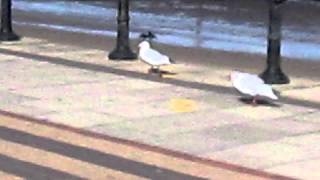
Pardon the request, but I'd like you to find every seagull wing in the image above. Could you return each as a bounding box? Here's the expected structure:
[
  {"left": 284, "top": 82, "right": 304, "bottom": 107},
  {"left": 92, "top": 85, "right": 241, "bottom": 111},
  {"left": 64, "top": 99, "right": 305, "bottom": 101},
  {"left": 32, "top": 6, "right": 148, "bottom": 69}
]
[
  {"left": 241, "top": 72, "right": 264, "bottom": 84},
  {"left": 232, "top": 75, "right": 259, "bottom": 96},
  {"left": 140, "top": 48, "right": 170, "bottom": 66}
]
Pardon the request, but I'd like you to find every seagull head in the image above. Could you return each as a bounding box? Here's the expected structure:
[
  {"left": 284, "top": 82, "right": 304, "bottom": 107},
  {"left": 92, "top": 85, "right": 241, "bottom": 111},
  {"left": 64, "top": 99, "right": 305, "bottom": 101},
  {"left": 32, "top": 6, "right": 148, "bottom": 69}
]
[
  {"left": 139, "top": 31, "right": 156, "bottom": 40},
  {"left": 138, "top": 41, "right": 151, "bottom": 49}
]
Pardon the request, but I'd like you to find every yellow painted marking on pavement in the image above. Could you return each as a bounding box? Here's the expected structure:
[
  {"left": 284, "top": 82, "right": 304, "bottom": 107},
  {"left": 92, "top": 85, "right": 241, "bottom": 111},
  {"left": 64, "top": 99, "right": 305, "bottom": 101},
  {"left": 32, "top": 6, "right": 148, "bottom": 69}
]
[{"left": 169, "top": 98, "right": 198, "bottom": 113}]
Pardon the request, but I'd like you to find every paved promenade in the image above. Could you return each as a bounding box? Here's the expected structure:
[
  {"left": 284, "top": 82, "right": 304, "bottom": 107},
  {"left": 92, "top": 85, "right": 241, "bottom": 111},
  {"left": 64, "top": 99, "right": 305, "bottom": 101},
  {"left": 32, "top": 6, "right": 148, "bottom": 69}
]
[{"left": 0, "top": 37, "right": 319, "bottom": 179}]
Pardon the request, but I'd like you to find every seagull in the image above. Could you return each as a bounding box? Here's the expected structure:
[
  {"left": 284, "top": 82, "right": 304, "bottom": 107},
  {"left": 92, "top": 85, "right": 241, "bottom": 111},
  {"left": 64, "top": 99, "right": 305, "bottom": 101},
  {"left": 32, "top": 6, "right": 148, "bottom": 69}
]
[
  {"left": 138, "top": 40, "right": 173, "bottom": 75},
  {"left": 230, "top": 71, "right": 278, "bottom": 105}
]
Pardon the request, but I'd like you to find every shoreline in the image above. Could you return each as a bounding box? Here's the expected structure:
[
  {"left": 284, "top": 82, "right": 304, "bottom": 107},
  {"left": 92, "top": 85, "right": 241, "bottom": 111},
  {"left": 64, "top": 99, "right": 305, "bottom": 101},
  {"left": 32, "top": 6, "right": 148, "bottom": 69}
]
[{"left": 13, "top": 23, "right": 320, "bottom": 81}]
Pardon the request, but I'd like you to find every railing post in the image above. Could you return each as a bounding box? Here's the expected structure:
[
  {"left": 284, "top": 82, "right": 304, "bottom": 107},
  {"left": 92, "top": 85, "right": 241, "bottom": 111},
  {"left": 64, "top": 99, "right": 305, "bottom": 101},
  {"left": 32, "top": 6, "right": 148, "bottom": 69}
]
[
  {"left": 260, "top": 0, "right": 289, "bottom": 84},
  {"left": 108, "top": 0, "right": 137, "bottom": 60},
  {"left": 0, "top": 0, "right": 20, "bottom": 41}
]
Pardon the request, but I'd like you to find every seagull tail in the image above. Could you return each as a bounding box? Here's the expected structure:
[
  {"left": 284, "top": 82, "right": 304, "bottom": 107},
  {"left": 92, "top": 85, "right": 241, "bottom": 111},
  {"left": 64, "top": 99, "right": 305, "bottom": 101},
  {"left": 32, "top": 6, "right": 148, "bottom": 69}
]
[
  {"left": 261, "top": 85, "right": 279, "bottom": 100},
  {"left": 270, "top": 93, "right": 279, "bottom": 100},
  {"left": 270, "top": 89, "right": 281, "bottom": 100},
  {"left": 169, "top": 58, "right": 176, "bottom": 64},
  {"left": 273, "top": 89, "right": 281, "bottom": 96}
]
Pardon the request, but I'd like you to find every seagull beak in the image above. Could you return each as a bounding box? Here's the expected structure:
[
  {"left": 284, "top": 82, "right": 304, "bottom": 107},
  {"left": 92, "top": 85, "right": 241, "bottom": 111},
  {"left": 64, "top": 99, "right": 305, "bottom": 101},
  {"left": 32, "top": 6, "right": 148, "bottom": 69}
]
[{"left": 227, "top": 75, "right": 231, "bottom": 81}]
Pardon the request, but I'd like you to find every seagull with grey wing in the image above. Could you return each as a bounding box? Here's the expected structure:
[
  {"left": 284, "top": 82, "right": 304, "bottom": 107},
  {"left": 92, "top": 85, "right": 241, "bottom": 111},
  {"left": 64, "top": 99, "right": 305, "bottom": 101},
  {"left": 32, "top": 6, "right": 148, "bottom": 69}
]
[
  {"left": 138, "top": 40, "right": 174, "bottom": 75},
  {"left": 230, "top": 71, "right": 278, "bottom": 105}
]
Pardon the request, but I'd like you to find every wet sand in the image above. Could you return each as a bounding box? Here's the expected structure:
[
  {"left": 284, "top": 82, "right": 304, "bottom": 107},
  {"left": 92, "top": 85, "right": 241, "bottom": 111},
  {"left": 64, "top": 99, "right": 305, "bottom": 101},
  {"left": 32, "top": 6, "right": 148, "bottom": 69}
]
[{"left": 12, "top": 0, "right": 320, "bottom": 61}]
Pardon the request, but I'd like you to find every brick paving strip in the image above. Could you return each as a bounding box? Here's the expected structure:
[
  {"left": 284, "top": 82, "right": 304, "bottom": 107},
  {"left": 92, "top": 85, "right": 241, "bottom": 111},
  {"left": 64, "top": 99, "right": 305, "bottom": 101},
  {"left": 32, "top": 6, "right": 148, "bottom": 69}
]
[{"left": 0, "top": 110, "right": 294, "bottom": 180}]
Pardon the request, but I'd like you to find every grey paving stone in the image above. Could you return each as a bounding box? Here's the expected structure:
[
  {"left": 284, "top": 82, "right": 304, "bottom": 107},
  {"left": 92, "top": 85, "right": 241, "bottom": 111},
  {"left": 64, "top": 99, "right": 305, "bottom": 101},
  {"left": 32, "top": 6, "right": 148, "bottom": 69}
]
[
  {"left": 88, "top": 120, "right": 241, "bottom": 155},
  {"left": 247, "top": 118, "right": 320, "bottom": 135},
  {"left": 43, "top": 110, "right": 127, "bottom": 128},
  {"left": 194, "top": 92, "right": 245, "bottom": 109},
  {"left": 207, "top": 140, "right": 320, "bottom": 170},
  {"left": 0, "top": 104, "right": 55, "bottom": 118},
  {"left": 200, "top": 123, "right": 290, "bottom": 144},
  {"left": 88, "top": 120, "right": 151, "bottom": 142},
  {"left": 293, "top": 111, "right": 320, "bottom": 123},
  {"left": 153, "top": 132, "right": 241, "bottom": 155},
  {"left": 265, "top": 157, "right": 320, "bottom": 180}
]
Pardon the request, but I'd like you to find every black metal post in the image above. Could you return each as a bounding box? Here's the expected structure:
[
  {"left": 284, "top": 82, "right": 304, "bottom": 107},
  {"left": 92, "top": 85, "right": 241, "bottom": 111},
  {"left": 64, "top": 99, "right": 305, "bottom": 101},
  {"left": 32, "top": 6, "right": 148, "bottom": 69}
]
[
  {"left": 260, "top": 0, "right": 289, "bottom": 84},
  {"left": 108, "top": 0, "right": 136, "bottom": 60},
  {"left": 0, "top": 0, "right": 20, "bottom": 41}
]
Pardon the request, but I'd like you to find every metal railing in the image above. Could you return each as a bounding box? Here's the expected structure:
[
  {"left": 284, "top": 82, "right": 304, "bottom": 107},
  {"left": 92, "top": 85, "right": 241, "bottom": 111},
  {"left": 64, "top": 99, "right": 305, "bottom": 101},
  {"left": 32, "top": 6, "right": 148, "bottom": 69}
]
[
  {"left": 260, "top": 0, "right": 289, "bottom": 84},
  {"left": 0, "top": 0, "right": 20, "bottom": 41}
]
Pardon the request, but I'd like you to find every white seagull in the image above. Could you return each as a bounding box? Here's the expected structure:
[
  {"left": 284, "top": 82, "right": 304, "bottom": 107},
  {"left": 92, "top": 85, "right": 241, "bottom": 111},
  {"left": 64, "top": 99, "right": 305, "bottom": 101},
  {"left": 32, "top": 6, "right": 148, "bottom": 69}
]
[
  {"left": 230, "top": 71, "right": 278, "bottom": 105},
  {"left": 138, "top": 40, "right": 172, "bottom": 74}
]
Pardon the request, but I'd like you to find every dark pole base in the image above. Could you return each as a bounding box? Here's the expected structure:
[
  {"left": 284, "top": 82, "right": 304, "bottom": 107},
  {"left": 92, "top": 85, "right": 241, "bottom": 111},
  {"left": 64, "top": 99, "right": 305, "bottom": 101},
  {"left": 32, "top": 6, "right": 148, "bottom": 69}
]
[
  {"left": 260, "top": 69, "right": 290, "bottom": 84},
  {"left": 108, "top": 47, "right": 137, "bottom": 61},
  {"left": 0, "top": 31, "right": 20, "bottom": 41}
]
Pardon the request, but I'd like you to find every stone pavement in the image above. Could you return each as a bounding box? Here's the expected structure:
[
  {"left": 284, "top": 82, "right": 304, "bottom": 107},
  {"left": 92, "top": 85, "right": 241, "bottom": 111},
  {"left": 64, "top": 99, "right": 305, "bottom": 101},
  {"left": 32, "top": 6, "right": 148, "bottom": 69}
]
[
  {"left": 1, "top": 111, "right": 279, "bottom": 180},
  {"left": 0, "top": 37, "right": 319, "bottom": 179}
]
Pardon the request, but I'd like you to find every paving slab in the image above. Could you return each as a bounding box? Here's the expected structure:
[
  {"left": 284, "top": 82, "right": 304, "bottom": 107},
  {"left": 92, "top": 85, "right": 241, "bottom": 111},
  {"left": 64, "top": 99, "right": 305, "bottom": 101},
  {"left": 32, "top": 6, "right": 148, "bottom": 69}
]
[
  {"left": 265, "top": 158, "right": 320, "bottom": 180},
  {"left": 224, "top": 106, "right": 293, "bottom": 120},
  {"left": 206, "top": 141, "right": 319, "bottom": 170}
]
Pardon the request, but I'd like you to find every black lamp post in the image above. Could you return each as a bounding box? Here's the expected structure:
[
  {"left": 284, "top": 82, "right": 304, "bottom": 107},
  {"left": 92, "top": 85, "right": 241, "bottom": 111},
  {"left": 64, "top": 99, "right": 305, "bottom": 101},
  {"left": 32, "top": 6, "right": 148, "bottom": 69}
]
[
  {"left": 108, "top": 0, "right": 137, "bottom": 60},
  {"left": 260, "top": 0, "right": 289, "bottom": 84},
  {"left": 0, "top": 0, "right": 20, "bottom": 41}
]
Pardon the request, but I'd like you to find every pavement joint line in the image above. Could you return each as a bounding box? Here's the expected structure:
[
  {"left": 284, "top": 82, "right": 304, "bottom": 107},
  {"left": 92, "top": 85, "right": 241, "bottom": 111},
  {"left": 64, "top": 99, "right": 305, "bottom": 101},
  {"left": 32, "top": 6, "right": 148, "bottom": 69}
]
[
  {"left": 28, "top": 80, "right": 103, "bottom": 89},
  {"left": 0, "top": 47, "right": 320, "bottom": 110},
  {"left": 0, "top": 109, "right": 296, "bottom": 180},
  {"left": 270, "top": 110, "right": 317, "bottom": 121},
  {"left": 284, "top": 130, "right": 320, "bottom": 138}
]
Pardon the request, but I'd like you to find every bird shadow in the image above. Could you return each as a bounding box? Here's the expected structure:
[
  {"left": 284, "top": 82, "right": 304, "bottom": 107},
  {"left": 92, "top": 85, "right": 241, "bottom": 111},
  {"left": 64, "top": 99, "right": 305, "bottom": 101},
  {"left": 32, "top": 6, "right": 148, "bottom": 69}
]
[
  {"left": 159, "top": 70, "right": 177, "bottom": 75},
  {"left": 238, "top": 97, "right": 281, "bottom": 107},
  {"left": 148, "top": 69, "right": 177, "bottom": 77}
]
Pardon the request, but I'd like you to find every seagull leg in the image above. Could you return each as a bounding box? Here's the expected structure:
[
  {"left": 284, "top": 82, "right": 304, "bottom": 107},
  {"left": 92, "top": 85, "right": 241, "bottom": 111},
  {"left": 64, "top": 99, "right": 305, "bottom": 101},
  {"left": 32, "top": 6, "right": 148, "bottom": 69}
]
[
  {"left": 155, "top": 66, "right": 163, "bottom": 78},
  {"left": 148, "top": 66, "right": 157, "bottom": 74},
  {"left": 251, "top": 96, "right": 258, "bottom": 106},
  {"left": 148, "top": 66, "right": 161, "bottom": 77}
]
